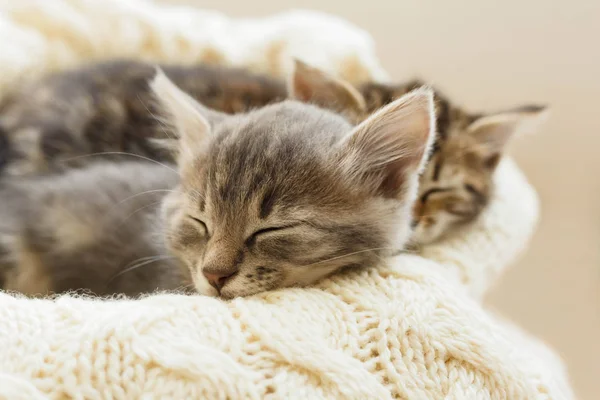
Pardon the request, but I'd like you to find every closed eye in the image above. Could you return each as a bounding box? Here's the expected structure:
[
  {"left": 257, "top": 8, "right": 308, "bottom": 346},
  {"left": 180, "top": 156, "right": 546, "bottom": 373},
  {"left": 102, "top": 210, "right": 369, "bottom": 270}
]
[
  {"left": 189, "top": 216, "right": 208, "bottom": 234},
  {"left": 420, "top": 187, "right": 452, "bottom": 203},
  {"left": 246, "top": 224, "right": 300, "bottom": 246},
  {"left": 464, "top": 184, "right": 477, "bottom": 194},
  {"left": 464, "top": 184, "right": 485, "bottom": 202},
  {"left": 445, "top": 202, "right": 476, "bottom": 217}
]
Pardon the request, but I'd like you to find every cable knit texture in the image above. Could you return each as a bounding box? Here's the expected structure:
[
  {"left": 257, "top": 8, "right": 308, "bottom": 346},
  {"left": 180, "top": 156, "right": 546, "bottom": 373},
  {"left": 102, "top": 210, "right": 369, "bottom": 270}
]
[{"left": 0, "top": 1, "right": 573, "bottom": 399}]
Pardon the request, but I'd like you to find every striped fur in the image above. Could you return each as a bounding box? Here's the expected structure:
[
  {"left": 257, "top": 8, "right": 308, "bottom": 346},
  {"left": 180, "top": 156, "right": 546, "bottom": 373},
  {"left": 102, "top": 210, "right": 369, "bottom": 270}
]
[{"left": 0, "top": 59, "right": 547, "bottom": 244}]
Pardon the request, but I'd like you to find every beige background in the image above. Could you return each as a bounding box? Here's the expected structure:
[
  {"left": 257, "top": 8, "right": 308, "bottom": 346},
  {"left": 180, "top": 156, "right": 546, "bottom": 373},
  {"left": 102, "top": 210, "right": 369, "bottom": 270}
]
[{"left": 165, "top": 1, "right": 599, "bottom": 397}]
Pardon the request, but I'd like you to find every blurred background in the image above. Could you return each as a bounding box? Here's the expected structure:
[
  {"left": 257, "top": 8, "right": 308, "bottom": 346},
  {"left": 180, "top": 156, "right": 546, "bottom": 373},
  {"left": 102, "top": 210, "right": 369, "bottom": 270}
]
[{"left": 165, "top": 1, "right": 599, "bottom": 397}]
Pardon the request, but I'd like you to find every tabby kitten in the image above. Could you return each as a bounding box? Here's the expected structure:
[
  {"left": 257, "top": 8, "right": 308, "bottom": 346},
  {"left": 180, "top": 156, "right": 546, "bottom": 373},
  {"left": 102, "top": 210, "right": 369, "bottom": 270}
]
[
  {"left": 0, "top": 72, "right": 435, "bottom": 298},
  {"left": 0, "top": 59, "right": 547, "bottom": 243},
  {"left": 0, "top": 60, "right": 286, "bottom": 177},
  {"left": 290, "top": 62, "right": 549, "bottom": 244},
  {"left": 0, "top": 162, "right": 185, "bottom": 296}
]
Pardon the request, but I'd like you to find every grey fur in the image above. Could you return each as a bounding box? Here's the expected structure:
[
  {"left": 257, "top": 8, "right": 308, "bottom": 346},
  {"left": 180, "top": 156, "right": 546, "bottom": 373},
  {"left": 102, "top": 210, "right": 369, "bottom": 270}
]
[
  {"left": 0, "top": 162, "right": 187, "bottom": 297},
  {"left": 0, "top": 75, "right": 434, "bottom": 298}
]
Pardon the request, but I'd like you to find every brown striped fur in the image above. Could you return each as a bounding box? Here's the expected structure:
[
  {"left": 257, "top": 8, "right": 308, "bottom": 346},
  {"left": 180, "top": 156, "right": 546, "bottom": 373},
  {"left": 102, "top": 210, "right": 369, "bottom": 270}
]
[{"left": 292, "top": 62, "right": 548, "bottom": 243}]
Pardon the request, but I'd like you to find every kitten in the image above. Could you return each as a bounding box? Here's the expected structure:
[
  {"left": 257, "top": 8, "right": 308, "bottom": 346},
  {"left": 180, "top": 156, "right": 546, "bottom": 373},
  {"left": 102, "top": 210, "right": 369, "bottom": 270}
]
[
  {"left": 0, "top": 59, "right": 547, "bottom": 244},
  {"left": 0, "top": 60, "right": 286, "bottom": 176},
  {"left": 0, "top": 162, "right": 186, "bottom": 297},
  {"left": 0, "top": 72, "right": 435, "bottom": 298},
  {"left": 290, "top": 62, "right": 549, "bottom": 244}
]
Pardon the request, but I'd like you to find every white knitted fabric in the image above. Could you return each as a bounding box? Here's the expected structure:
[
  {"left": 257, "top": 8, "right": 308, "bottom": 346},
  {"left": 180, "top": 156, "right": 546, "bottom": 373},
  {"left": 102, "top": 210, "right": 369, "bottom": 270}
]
[{"left": 0, "top": 1, "right": 573, "bottom": 399}]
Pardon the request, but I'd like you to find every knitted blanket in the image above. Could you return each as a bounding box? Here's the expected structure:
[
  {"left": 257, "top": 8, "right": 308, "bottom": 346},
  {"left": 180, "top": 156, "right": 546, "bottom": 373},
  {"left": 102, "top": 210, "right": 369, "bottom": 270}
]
[{"left": 0, "top": 1, "right": 573, "bottom": 398}]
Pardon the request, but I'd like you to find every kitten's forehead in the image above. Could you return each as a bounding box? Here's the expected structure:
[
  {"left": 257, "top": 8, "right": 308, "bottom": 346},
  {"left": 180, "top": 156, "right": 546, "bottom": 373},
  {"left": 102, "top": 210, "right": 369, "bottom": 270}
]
[
  {"left": 219, "top": 100, "right": 351, "bottom": 141},
  {"left": 210, "top": 100, "right": 352, "bottom": 169},
  {"left": 196, "top": 101, "right": 355, "bottom": 223}
]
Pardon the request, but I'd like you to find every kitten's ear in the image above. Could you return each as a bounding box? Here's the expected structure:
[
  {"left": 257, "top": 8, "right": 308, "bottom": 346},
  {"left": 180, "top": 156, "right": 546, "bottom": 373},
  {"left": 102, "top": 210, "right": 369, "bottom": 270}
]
[
  {"left": 289, "top": 59, "right": 367, "bottom": 120},
  {"left": 467, "top": 104, "right": 549, "bottom": 169},
  {"left": 150, "top": 68, "right": 222, "bottom": 164},
  {"left": 339, "top": 87, "right": 436, "bottom": 198}
]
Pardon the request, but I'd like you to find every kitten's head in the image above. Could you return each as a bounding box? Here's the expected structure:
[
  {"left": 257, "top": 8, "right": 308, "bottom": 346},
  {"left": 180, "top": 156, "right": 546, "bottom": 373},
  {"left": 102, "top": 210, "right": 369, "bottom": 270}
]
[
  {"left": 410, "top": 104, "right": 548, "bottom": 244},
  {"left": 290, "top": 60, "right": 548, "bottom": 244},
  {"left": 151, "top": 70, "right": 435, "bottom": 298}
]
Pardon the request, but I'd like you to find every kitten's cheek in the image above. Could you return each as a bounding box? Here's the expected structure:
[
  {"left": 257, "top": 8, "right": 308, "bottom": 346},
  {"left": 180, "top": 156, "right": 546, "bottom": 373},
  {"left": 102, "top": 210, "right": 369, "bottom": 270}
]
[
  {"left": 411, "top": 218, "right": 440, "bottom": 244},
  {"left": 412, "top": 214, "right": 452, "bottom": 244},
  {"left": 193, "top": 271, "right": 219, "bottom": 297}
]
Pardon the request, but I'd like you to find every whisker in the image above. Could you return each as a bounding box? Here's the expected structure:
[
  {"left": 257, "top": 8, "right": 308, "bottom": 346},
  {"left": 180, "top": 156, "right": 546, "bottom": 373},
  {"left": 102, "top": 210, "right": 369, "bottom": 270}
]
[
  {"left": 174, "top": 283, "right": 196, "bottom": 293},
  {"left": 176, "top": 282, "right": 195, "bottom": 289},
  {"left": 139, "top": 95, "right": 199, "bottom": 164},
  {"left": 143, "top": 101, "right": 197, "bottom": 162},
  {"left": 187, "top": 187, "right": 205, "bottom": 203},
  {"left": 104, "top": 189, "right": 172, "bottom": 225},
  {"left": 302, "top": 247, "right": 398, "bottom": 268},
  {"left": 117, "top": 200, "right": 164, "bottom": 227},
  {"left": 60, "top": 152, "right": 179, "bottom": 175},
  {"left": 107, "top": 255, "right": 175, "bottom": 284},
  {"left": 124, "top": 255, "right": 169, "bottom": 268},
  {"left": 140, "top": 96, "right": 173, "bottom": 136},
  {"left": 116, "top": 189, "right": 175, "bottom": 205}
]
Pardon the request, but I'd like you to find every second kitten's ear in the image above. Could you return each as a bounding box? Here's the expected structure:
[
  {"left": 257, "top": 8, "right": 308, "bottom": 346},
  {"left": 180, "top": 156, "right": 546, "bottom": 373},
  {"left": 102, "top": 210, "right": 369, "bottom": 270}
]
[
  {"left": 467, "top": 105, "right": 549, "bottom": 169},
  {"left": 150, "top": 68, "right": 223, "bottom": 164},
  {"left": 289, "top": 59, "right": 367, "bottom": 120},
  {"left": 339, "top": 87, "right": 436, "bottom": 199}
]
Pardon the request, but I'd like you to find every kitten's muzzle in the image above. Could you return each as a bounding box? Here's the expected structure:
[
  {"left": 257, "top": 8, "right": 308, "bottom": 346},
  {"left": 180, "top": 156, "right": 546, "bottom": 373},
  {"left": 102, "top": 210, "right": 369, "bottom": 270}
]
[{"left": 203, "top": 270, "right": 236, "bottom": 292}]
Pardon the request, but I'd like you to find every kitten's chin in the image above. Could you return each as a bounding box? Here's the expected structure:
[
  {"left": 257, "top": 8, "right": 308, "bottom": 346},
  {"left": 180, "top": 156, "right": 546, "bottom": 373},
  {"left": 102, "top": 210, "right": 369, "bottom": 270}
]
[
  {"left": 281, "top": 264, "right": 343, "bottom": 288},
  {"left": 193, "top": 274, "right": 219, "bottom": 297}
]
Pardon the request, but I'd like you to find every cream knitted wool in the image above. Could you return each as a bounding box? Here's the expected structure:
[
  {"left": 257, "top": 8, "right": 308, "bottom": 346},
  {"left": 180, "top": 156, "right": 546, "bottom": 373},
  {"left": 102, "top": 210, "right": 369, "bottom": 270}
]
[{"left": 0, "top": 1, "right": 573, "bottom": 398}]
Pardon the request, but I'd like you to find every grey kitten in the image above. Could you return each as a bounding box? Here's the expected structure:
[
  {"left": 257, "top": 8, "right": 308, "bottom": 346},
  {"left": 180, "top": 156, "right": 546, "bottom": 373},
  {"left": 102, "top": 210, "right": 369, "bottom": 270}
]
[
  {"left": 0, "top": 71, "right": 435, "bottom": 298},
  {"left": 0, "top": 162, "right": 186, "bottom": 296}
]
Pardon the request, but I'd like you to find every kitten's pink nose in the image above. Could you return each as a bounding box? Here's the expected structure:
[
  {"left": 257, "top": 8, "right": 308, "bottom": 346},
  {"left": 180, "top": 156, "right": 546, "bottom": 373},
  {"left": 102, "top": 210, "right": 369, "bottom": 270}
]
[{"left": 203, "top": 270, "right": 235, "bottom": 292}]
